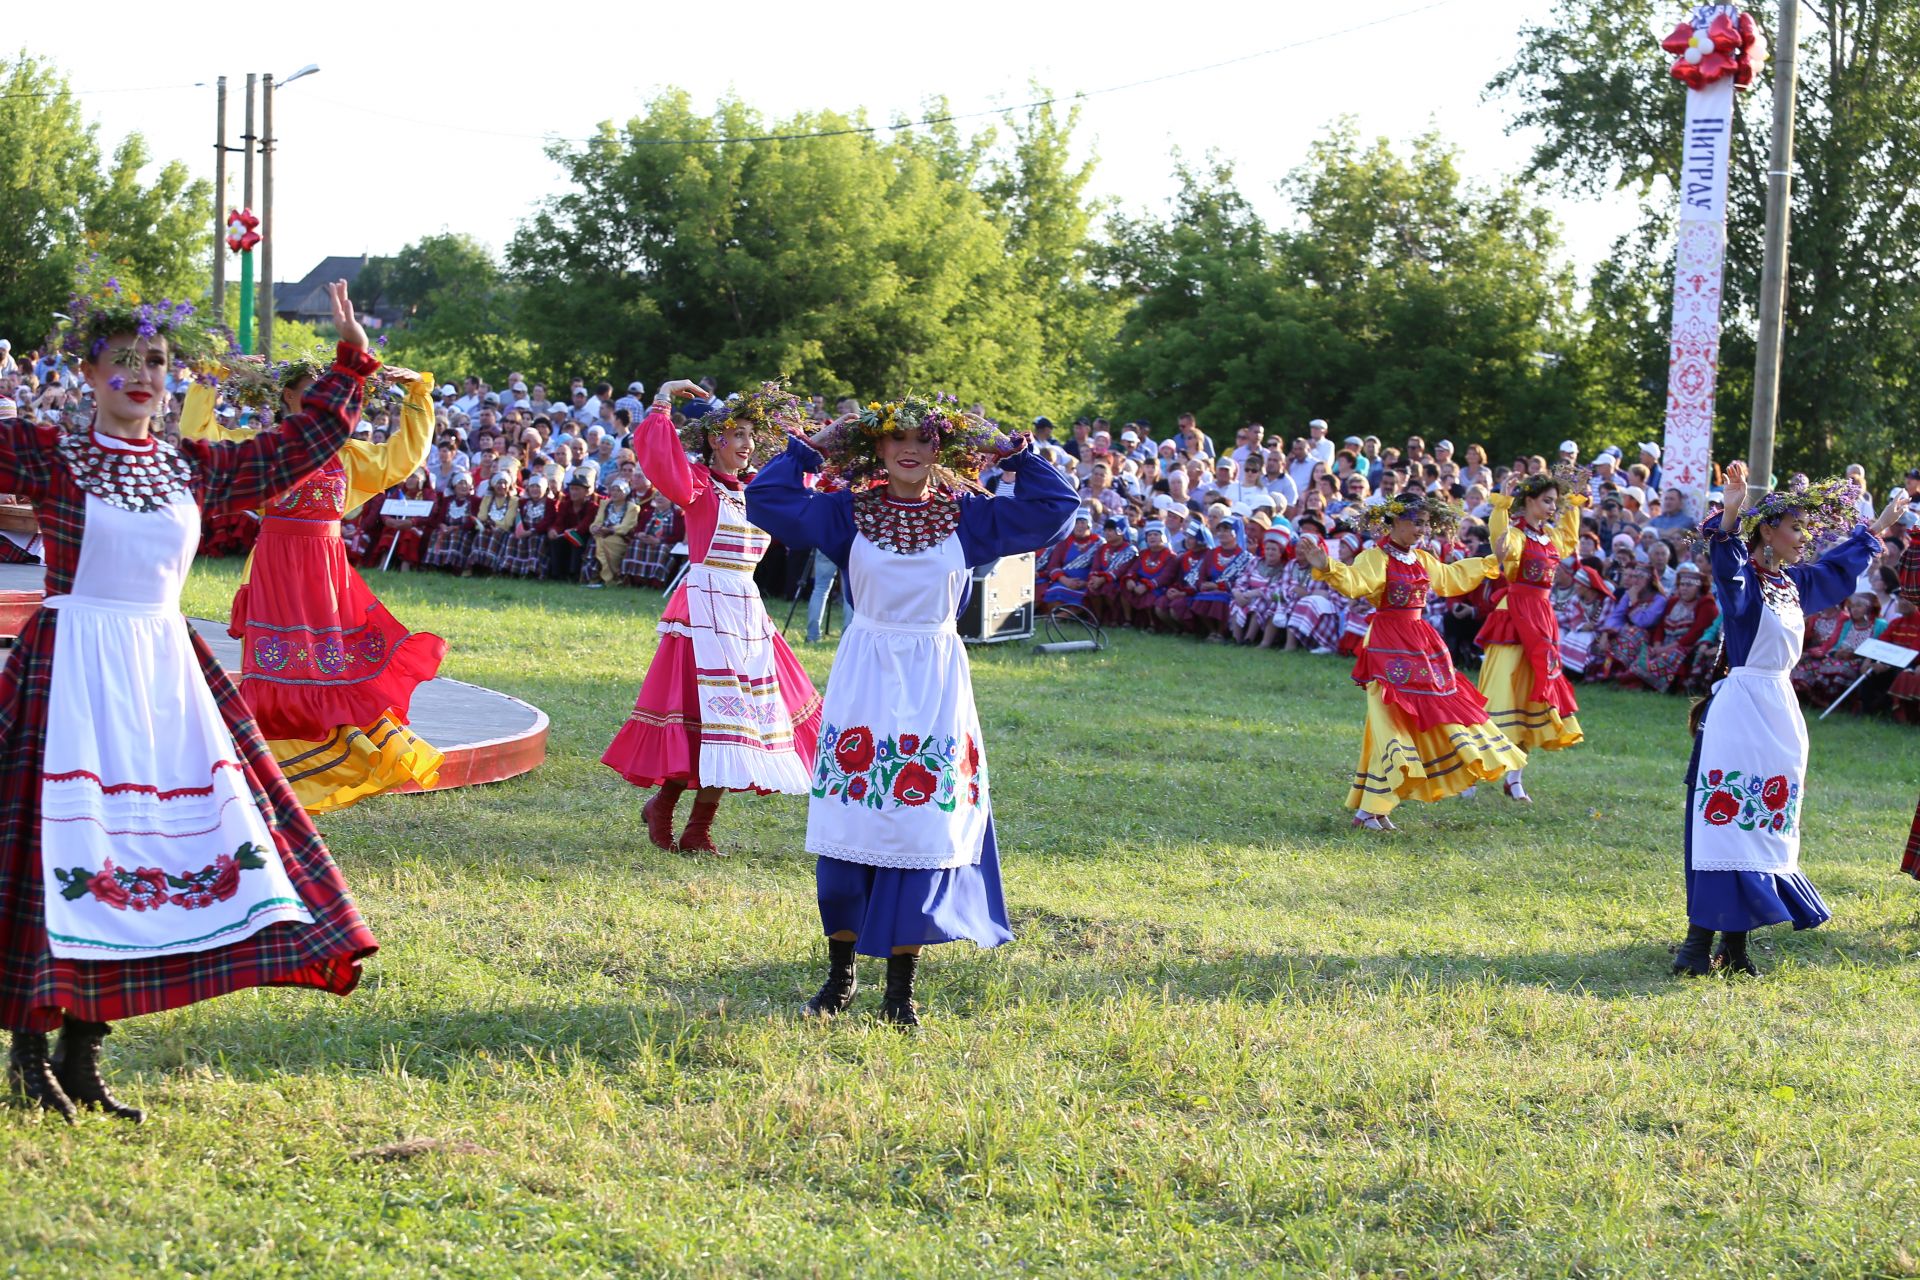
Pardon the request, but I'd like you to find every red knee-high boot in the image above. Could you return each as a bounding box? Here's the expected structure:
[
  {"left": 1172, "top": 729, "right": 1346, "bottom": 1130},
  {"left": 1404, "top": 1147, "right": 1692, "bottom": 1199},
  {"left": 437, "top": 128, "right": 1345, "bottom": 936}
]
[
  {"left": 678, "top": 792, "right": 725, "bottom": 857},
  {"left": 642, "top": 782, "right": 685, "bottom": 851}
]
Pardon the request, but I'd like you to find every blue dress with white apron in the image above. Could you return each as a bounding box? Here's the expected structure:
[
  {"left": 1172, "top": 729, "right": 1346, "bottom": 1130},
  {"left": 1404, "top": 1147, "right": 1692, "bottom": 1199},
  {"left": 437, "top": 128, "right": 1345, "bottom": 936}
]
[
  {"left": 1685, "top": 515, "right": 1881, "bottom": 931},
  {"left": 746, "top": 438, "right": 1078, "bottom": 956}
]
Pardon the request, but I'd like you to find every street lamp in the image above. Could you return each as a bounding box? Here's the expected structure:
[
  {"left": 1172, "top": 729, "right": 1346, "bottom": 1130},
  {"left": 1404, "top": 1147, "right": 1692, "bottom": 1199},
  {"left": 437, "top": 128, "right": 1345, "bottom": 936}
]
[{"left": 258, "top": 63, "right": 321, "bottom": 357}]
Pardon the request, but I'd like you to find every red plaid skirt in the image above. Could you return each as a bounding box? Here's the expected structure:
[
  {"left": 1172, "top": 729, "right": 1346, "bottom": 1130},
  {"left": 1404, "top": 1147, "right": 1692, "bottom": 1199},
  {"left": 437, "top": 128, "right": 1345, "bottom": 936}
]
[
  {"left": 1903, "top": 795, "right": 1920, "bottom": 881},
  {"left": 0, "top": 609, "right": 378, "bottom": 1031}
]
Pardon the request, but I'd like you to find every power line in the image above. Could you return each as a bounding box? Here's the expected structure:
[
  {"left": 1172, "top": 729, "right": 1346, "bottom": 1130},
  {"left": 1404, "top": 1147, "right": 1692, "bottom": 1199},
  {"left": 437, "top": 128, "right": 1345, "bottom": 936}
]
[
  {"left": 302, "top": 0, "right": 1460, "bottom": 148},
  {"left": 0, "top": 80, "right": 206, "bottom": 100}
]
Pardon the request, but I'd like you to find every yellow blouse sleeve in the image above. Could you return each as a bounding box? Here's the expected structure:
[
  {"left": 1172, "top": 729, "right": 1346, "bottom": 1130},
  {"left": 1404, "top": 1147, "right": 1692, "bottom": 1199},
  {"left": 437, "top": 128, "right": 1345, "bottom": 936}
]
[
  {"left": 178, "top": 383, "right": 256, "bottom": 443},
  {"left": 1312, "top": 547, "right": 1388, "bottom": 604},
  {"left": 1555, "top": 493, "right": 1589, "bottom": 557},
  {"left": 1424, "top": 550, "right": 1501, "bottom": 599},
  {"left": 1486, "top": 493, "right": 1518, "bottom": 577},
  {"left": 341, "top": 371, "right": 436, "bottom": 508}
]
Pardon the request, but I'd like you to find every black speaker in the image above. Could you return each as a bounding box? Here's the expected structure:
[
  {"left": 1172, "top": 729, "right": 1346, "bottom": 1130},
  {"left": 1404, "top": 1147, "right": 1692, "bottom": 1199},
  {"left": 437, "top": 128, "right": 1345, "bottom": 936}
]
[{"left": 959, "top": 552, "right": 1035, "bottom": 644}]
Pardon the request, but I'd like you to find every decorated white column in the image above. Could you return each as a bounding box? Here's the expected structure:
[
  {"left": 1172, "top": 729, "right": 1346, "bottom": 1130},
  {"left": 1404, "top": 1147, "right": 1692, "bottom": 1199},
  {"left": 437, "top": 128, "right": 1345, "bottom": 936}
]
[{"left": 1658, "top": 6, "right": 1764, "bottom": 515}]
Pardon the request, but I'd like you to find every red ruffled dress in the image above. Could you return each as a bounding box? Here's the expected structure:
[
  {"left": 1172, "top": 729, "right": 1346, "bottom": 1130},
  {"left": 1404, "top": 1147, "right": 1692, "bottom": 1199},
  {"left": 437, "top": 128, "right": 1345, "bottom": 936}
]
[
  {"left": 232, "top": 456, "right": 447, "bottom": 745},
  {"left": 600, "top": 407, "right": 821, "bottom": 793}
]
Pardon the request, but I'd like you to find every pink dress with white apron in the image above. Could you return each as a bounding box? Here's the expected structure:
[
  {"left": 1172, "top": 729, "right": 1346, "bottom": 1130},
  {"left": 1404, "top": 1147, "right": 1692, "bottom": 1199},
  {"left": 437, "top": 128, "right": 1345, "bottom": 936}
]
[{"left": 601, "top": 407, "right": 821, "bottom": 793}]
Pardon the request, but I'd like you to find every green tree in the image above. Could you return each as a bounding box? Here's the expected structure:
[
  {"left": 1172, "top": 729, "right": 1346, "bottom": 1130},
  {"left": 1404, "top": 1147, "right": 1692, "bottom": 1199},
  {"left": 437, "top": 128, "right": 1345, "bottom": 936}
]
[
  {"left": 507, "top": 93, "right": 1047, "bottom": 415},
  {"left": 1097, "top": 129, "right": 1583, "bottom": 459},
  {"left": 1284, "top": 123, "right": 1585, "bottom": 459},
  {"left": 979, "top": 94, "right": 1125, "bottom": 415},
  {"left": 358, "top": 233, "right": 532, "bottom": 378},
  {"left": 1492, "top": 0, "right": 1920, "bottom": 486},
  {"left": 0, "top": 54, "right": 211, "bottom": 347},
  {"left": 1096, "top": 157, "right": 1339, "bottom": 439}
]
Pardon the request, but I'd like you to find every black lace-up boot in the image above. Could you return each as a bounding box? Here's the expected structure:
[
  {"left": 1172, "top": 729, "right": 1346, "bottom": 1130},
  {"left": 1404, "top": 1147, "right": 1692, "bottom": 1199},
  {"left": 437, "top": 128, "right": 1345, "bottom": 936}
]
[
  {"left": 53, "top": 1019, "right": 144, "bottom": 1122},
  {"left": 804, "top": 938, "right": 860, "bottom": 1018},
  {"left": 1712, "top": 930, "right": 1760, "bottom": 977},
  {"left": 1671, "top": 925, "right": 1715, "bottom": 977},
  {"left": 878, "top": 952, "right": 920, "bottom": 1029},
  {"left": 9, "top": 1030, "right": 76, "bottom": 1122}
]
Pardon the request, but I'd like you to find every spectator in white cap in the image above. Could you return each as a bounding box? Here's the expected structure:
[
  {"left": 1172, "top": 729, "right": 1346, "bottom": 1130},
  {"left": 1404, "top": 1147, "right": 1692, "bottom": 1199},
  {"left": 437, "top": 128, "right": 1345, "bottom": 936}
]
[
  {"left": 1589, "top": 450, "right": 1618, "bottom": 501},
  {"left": 1637, "top": 441, "right": 1663, "bottom": 491},
  {"left": 1557, "top": 439, "right": 1580, "bottom": 466},
  {"left": 1305, "top": 418, "right": 1334, "bottom": 467},
  {"left": 0, "top": 339, "right": 15, "bottom": 379},
  {"left": 1433, "top": 439, "right": 1454, "bottom": 464}
]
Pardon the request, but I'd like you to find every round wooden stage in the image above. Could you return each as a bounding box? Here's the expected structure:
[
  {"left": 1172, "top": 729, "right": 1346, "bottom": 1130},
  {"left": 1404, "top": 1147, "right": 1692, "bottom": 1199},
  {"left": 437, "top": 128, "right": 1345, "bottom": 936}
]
[{"left": 0, "top": 563, "right": 547, "bottom": 795}]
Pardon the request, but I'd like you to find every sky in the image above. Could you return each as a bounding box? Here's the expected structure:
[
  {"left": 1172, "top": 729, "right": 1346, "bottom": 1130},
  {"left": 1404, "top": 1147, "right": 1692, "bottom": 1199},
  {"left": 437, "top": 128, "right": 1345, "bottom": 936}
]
[{"left": 37, "top": 0, "right": 1651, "bottom": 291}]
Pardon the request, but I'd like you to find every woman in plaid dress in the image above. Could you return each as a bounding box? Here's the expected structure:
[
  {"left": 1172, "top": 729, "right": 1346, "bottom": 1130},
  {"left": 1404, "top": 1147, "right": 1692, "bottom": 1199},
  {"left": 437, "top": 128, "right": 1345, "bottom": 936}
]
[
  {"left": 620, "top": 492, "right": 682, "bottom": 586},
  {"left": 424, "top": 470, "right": 480, "bottom": 571},
  {"left": 500, "top": 475, "right": 553, "bottom": 577},
  {"left": 0, "top": 281, "right": 380, "bottom": 1122},
  {"left": 467, "top": 470, "right": 518, "bottom": 573}
]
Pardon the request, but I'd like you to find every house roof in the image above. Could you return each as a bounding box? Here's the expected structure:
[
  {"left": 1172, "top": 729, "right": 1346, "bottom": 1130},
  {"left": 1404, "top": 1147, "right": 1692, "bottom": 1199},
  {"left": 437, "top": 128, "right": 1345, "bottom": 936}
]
[{"left": 273, "top": 254, "right": 374, "bottom": 318}]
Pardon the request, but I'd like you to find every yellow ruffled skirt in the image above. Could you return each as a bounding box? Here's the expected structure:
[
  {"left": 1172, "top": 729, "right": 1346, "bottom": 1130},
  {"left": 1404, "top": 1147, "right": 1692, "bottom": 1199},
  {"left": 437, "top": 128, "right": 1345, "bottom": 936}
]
[
  {"left": 268, "top": 710, "right": 443, "bottom": 815},
  {"left": 1346, "top": 683, "right": 1527, "bottom": 815},
  {"left": 1477, "top": 642, "right": 1585, "bottom": 752}
]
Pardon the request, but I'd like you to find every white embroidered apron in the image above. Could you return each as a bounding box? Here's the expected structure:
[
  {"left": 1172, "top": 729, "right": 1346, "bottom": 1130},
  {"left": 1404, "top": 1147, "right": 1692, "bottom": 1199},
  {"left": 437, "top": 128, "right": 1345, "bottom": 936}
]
[
  {"left": 677, "top": 484, "right": 809, "bottom": 793},
  {"left": 1690, "top": 587, "right": 1808, "bottom": 874},
  {"left": 39, "top": 493, "right": 311, "bottom": 959},
  {"left": 807, "top": 530, "right": 989, "bottom": 870}
]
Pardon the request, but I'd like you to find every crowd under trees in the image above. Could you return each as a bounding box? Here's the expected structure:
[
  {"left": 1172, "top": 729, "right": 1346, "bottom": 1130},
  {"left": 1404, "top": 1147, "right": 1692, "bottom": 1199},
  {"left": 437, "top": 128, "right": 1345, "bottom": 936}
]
[{"left": 4, "top": 2, "right": 1918, "bottom": 486}]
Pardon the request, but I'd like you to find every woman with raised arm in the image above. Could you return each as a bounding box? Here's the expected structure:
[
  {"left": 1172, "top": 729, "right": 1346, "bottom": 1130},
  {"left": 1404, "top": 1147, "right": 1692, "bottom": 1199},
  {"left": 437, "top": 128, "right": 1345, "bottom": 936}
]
[
  {"left": 601, "top": 382, "right": 821, "bottom": 855},
  {"left": 746, "top": 396, "right": 1076, "bottom": 1027},
  {"left": 0, "top": 279, "right": 381, "bottom": 1122},
  {"left": 1474, "top": 467, "right": 1590, "bottom": 801},
  {"left": 1297, "top": 495, "right": 1526, "bottom": 832},
  {"left": 1670, "top": 461, "right": 1910, "bottom": 977},
  {"left": 185, "top": 351, "right": 448, "bottom": 813}
]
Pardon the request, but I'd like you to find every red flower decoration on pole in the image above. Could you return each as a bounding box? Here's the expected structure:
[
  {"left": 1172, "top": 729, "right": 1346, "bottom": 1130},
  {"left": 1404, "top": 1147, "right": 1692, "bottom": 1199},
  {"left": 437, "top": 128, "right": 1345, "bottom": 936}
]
[
  {"left": 1661, "top": 8, "right": 1766, "bottom": 90},
  {"left": 226, "top": 207, "right": 262, "bottom": 254}
]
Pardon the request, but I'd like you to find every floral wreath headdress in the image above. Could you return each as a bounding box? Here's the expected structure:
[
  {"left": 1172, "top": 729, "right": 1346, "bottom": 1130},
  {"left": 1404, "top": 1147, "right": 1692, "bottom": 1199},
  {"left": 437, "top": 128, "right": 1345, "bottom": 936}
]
[
  {"left": 680, "top": 381, "right": 807, "bottom": 462},
  {"left": 56, "top": 264, "right": 221, "bottom": 379},
  {"left": 1359, "top": 493, "right": 1464, "bottom": 541},
  {"left": 813, "top": 392, "right": 1010, "bottom": 495},
  {"left": 213, "top": 351, "right": 332, "bottom": 413},
  {"left": 1737, "top": 476, "right": 1862, "bottom": 545},
  {"left": 1515, "top": 463, "right": 1590, "bottom": 504}
]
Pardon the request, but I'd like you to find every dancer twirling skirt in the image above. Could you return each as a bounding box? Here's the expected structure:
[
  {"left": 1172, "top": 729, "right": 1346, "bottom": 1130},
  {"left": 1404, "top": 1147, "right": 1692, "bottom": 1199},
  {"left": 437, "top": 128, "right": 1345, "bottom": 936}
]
[
  {"left": 1475, "top": 468, "right": 1588, "bottom": 801},
  {"left": 1672, "top": 462, "right": 1909, "bottom": 976},
  {"left": 1299, "top": 495, "right": 1526, "bottom": 831},
  {"left": 747, "top": 396, "right": 1075, "bottom": 1025},
  {"left": 602, "top": 382, "right": 821, "bottom": 854},
  {"left": 0, "top": 280, "right": 380, "bottom": 1122},
  {"left": 187, "top": 356, "right": 447, "bottom": 813}
]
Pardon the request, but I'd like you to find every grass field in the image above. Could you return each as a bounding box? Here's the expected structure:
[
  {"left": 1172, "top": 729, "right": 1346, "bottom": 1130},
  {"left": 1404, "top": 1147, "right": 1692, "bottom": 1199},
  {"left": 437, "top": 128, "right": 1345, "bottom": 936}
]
[{"left": 4, "top": 561, "right": 1919, "bottom": 1278}]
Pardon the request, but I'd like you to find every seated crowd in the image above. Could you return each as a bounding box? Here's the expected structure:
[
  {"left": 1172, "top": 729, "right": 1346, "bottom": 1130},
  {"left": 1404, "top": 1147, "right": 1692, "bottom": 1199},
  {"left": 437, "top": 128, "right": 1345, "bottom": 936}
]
[
  {"left": 1, "top": 346, "right": 1916, "bottom": 721},
  {"left": 1024, "top": 415, "right": 1920, "bottom": 722}
]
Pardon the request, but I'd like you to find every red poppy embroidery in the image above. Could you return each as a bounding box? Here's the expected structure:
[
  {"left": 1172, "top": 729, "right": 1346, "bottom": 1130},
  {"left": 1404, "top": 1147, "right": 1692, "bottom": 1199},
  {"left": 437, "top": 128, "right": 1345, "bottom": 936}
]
[
  {"left": 1697, "top": 768, "right": 1799, "bottom": 835},
  {"left": 834, "top": 726, "right": 876, "bottom": 773},
  {"left": 1761, "top": 774, "right": 1791, "bottom": 813},
  {"left": 892, "top": 762, "right": 939, "bottom": 807},
  {"left": 812, "top": 724, "right": 986, "bottom": 813}
]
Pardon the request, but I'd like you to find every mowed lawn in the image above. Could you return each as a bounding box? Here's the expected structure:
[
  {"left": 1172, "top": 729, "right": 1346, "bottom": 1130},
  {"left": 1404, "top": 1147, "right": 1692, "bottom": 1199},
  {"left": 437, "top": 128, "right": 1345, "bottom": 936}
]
[{"left": 4, "top": 560, "right": 1919, "bottom": 1278}]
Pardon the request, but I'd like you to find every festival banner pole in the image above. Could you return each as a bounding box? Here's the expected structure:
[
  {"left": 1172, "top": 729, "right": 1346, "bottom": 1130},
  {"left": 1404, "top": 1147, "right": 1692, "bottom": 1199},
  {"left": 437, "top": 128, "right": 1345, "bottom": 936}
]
[{"left": 1658, "top": 6, "right": 1766, "bottom": 517}]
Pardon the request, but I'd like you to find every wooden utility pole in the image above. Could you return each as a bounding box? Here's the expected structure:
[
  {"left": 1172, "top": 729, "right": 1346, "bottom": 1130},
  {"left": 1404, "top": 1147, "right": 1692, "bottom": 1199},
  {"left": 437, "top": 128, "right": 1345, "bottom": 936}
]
[
  {"left": 260, "top": 72, "right": 276, "bottom": 358},
  {"left": 1747, "top": 0, "right": 1800, "bottom": 497},
  {"left": 212, "top": 77, "right": 227, "bottom": 316}
]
